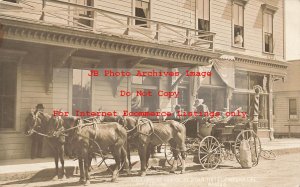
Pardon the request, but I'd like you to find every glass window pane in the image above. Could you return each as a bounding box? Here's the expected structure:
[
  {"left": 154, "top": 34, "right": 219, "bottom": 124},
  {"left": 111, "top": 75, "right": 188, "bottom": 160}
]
[
  {"left": 198, "top": 0, "right": 204, "bottom": 19},
  {"left": 269, "top": 34, "right": 273, "bottom": 52},
  {"left": 268, "top": 14, "right": 273, "bottom": 34},
  {"left": 73, "top": 69, "right": 82, "bottom": 86},
  {"left": 72, "top": 69, "right": 91, "bottom": 115},
  {"left": 230, "top": 94, "right": 249, "bottom": 112},
  {"left": 235, "top": 71, "right": 248, "bottom": 89},
  {"left": 238, "top": 5, "right": 243, "bottom": 26},
  {"left": 234, "top": 4, "right": 239, "bottom": 25},
  {"left": 203, "top": 0, "right": 209, "bottom": 21},
  {"left": 250, "top": 74, "right": 264, "bottom": 89},
  {"left": 263, "top": 13, "right": 269, "bottom": 32},
  {"left": 289, "top": 99, "right": 297, "bottom": 115},
  {"left": 0, "top": 62, "right": 16, "bottom": 129}
]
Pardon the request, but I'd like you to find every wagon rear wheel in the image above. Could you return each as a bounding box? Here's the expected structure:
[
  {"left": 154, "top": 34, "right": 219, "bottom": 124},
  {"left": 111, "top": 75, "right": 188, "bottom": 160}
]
[
  {"left": 198, "top": 136, "right": 222, "bottom": 170},
  {"left": 234, "top": 130, "right": 261, "bottom": 167},
  {"left": 164, "top": 144, "right": 183, "bottom": 167}
]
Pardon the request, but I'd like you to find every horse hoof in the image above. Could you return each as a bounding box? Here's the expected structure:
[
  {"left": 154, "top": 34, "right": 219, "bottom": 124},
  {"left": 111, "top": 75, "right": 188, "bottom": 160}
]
[
  {"left": 53, "top": 175, "right": 59, "bottom": 181},
  {"left": 84, "top": 180, "right": 90, "bottom": 186},
  {"left": 79, "top": 178, "right": 85, "bottom": 184},
  {"left": 111, "top": 177, "right": 117, "bottom": 182},
  {"left": 140, "top": 171, "right": 146, "bottom": 177},
  {"left": 180, "top": 170, "right": 185, "bottom": 174},
  {"left": 61, "top": 175, "right": 67, "bottom": 180}
]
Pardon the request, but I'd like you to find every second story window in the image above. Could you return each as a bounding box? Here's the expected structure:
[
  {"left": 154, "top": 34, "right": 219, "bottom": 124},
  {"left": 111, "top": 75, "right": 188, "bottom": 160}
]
[
  {"left": 135, "top": 0, "right": 150, "bottom": 27},
  {"left": 233, "top": 3, "right": 244, "bottom": 47},
  {"left": 197, "top": 0, "right": 210, "bottom": 31},
  {"left": 262, "top": 4, "right": 277, "bottom": 54},
  {"left": 75, "top": 0, "right": 93, "bottom": 27},
  {"left": 263, "top": 12, "right": 273, "bottom": 53}
]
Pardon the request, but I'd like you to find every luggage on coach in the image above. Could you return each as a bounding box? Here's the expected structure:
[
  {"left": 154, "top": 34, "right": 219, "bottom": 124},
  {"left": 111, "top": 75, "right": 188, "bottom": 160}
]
[{"left": 239, "top": 139, "right": 252, "bottom": 168}]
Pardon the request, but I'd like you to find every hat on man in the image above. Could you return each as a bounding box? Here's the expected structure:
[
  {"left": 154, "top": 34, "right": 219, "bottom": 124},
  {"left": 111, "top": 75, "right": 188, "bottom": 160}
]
[
  {"left": 36, "top": 104, "right": 45, "bottom": 110},
  {"left": 193, "top": 99, "right": 204, "bottom": 107}
]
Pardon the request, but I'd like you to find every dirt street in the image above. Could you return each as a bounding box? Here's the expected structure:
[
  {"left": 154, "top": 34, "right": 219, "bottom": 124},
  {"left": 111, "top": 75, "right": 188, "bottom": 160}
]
[{"left": 1, "top": 153, "right": 300, "bottom": 187}]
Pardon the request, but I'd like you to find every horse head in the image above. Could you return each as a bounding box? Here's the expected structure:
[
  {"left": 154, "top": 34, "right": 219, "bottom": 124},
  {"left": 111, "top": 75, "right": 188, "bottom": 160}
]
[
  {"left": 48, "top": 113, "right": 65, "bottom": 137},
  {"left": 25, "top": 109, "right": 43, "bottom": 136}
]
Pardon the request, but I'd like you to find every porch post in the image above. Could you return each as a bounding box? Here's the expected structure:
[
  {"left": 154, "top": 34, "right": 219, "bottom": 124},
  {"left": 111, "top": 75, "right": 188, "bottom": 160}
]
[{"left": 269, "top": 75, "right": 275, "bottom": 140}]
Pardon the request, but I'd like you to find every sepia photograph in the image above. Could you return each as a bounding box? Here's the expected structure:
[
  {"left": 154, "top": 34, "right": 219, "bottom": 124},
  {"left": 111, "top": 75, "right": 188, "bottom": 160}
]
[{"left": 0, "top": 0, "right": 299, "bottom": 186}]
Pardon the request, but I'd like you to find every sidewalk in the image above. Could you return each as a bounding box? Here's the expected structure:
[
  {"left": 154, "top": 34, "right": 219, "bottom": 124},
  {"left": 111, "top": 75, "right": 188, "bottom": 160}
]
[{"left": 0, "top": 138, "right": 300, "bottom": 182}]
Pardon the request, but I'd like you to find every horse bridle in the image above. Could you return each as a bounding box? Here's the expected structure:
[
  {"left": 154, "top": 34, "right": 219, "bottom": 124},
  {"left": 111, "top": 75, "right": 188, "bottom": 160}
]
[{"left": 25, "top": 111, "right": 50, "bottom": 137}]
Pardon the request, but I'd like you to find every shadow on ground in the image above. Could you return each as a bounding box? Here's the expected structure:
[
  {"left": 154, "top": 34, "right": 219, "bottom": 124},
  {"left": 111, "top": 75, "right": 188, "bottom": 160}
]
[{"left": 1, "top": 160, "right": 245, "bottom": 186}]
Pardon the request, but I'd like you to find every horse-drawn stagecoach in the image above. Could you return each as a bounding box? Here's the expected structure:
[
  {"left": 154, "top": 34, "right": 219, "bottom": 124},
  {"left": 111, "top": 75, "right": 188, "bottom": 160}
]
[{"left": 164, "top": 107, "right": 261, "bottom": 170}]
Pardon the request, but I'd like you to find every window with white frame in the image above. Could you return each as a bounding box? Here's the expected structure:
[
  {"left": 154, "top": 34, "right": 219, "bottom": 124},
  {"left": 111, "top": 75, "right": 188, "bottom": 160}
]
[
  {"left": 233, "top": 2, "right": 244, "bottom": 47},
  {"left": 135, "top": 0, "right": 150, "bottom": 27},
  {"left": 262, "top": 4, "right": 277, "bottom": 53},
  {"left": 197, "top": 0, "right": 210, "bottom": 31},
  {"left": 289, "top": 99, "right": 297, "bottom": 120},
  {"left": 263, "top": 12, "right": 273, "bottom": 53}
]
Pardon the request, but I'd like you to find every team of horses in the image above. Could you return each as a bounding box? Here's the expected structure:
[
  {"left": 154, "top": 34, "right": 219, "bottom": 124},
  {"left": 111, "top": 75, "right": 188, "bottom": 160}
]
[{"left": 25, "top": 111, "right": 186, "bottom": 185}]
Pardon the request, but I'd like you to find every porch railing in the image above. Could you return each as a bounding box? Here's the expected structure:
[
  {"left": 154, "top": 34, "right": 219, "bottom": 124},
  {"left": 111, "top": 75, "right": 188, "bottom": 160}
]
[{"left": 0, "top": 0, "right": 216, "bottom": 51}]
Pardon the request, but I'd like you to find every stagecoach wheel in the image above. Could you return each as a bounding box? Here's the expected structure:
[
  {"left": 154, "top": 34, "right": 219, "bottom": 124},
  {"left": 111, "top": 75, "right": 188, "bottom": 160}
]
[
  {"left": 234, "top": 130, "right": 261, "bottom": 167},
  {"left": 92, "top": 143, "right": 126, "bottom": 174},
  {"left": 198, "top": 136, "right": 222, "bottom": 170},
  {"left": 164, "top": 144, "right": 183, "bottom": 167}
]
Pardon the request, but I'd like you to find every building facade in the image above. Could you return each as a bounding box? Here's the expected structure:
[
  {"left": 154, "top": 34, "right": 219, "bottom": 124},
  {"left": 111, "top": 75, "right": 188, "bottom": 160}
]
[
  {"left": 0, "top": 0, "right": 287, "bottom": 160},
  {"left": 273, "top": 60, "right": 300, "bottom": 137}
]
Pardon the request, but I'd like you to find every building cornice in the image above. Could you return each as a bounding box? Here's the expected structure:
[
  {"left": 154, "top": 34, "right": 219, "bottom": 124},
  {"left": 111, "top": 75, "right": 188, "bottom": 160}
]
[
  {"left": 216, "top": 50, "right": 288, "bottom": 77},
  {"left": 0, "top": 17, "right": 220, "bottom": 66}
]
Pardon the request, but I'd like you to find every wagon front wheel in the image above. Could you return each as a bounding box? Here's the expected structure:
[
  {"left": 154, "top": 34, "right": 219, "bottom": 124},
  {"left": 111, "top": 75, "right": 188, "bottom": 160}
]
[
  {"left": 234, "top": 130, "right": 261, "bottom": 167},
  {"left": 198, "top": 136, "right": 222, "bottom": 170}
]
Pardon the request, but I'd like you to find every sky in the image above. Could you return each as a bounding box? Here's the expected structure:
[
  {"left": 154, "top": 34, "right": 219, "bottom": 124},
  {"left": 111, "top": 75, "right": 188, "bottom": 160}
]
[{"left": 285, "top": 0, "right": 300, "bottom": 60}]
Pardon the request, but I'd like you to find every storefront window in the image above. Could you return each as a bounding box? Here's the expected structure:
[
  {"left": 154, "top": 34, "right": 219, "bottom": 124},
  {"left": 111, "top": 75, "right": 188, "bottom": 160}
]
[
  {"left": 72, "top": 69, "right": 92, "bottom": 115},
  {"left": 235, "top": 71, "right": 248, "bottom": 89},
  {"left": 198, "top": 87, "right": 226, "bottom": 112},
  {"left": 250, "top": 74, "right": 264, "bottom": 89},
  {"left": 0, "top": 62, "right": 17, "bottom": 129},
  {"left": 230, "top": 93, "right": 249, "bottom": 112}
]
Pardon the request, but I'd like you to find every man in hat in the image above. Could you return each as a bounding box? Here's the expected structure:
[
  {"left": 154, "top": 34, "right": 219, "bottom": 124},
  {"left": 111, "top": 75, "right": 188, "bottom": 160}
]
[{"left": 31, "top": 103, "right": 45, "bottom": 159}]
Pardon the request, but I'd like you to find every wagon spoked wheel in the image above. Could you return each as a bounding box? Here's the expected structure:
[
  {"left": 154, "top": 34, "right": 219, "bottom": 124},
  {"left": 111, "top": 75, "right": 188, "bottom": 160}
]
[
  {"left": 198, "top": 136, "right": 222, "bottom": 170},
  {"left": 234, "top": 130, "right": 261, "bottom": 167},
  {"left": 92, "top": 142, "right": 126, "bottom": 174},
  {"left": 164, "top": 144, "right": 183, "bottom": 167}
]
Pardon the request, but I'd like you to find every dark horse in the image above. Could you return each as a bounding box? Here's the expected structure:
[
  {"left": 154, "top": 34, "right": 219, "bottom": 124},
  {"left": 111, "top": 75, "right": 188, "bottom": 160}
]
[
  {"left": 63, "top": 119, "right": 130, "bottom": 184},
  {"left": 122, "top": 117, "right": 186, "bottom": 176},
  {"left": 25, "top": 111, "right": 67, "bottom": 180}
]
